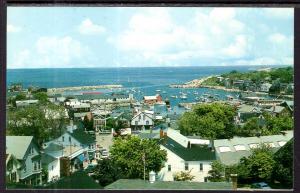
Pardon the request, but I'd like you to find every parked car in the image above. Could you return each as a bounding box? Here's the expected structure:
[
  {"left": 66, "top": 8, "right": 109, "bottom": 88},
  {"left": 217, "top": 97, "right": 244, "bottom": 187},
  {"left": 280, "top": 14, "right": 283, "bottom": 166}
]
[{"left": 251, "top": 182, "right": 271, "bottom": 189}]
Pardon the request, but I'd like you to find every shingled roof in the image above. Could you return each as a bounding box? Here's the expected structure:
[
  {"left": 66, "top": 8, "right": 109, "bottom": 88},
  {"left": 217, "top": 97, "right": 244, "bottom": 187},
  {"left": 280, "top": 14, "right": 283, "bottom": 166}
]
[{"left": 160, "top": 137, "right": 215, "bottom": 161}]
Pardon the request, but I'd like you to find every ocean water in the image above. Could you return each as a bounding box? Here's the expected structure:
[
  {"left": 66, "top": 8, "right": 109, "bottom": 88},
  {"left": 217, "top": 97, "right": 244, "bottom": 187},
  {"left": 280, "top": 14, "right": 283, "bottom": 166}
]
[{"left": 7, "top": 66, "right": 277, "bottom": 113}]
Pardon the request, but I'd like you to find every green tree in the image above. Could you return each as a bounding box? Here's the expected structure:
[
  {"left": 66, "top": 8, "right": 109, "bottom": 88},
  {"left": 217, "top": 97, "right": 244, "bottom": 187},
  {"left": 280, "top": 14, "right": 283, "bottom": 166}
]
[
  {"left": 7, "top": 103, "right": 67, "bottom": 145},
  {"left": 272, "top": 139, "right": 293, "bottom": 188},
  {"left": 179, "top": 103, "right": 236, "bottom": 139},
  {"left": 93, "top": 158, "right": 124, "bottom": 186},
  {"left": 83, "top": 115, "right": 94, "bottom": 131},
  {"left": 173, "top": 170, "right": 195, "bottom": 181},
  {"left": 33, "top": 92, "right": 49, "bottom": 104},
  {"left": 208, "top": 161, "right": 225, "bottom": 182},
  {"left": 237, "top": 145, "right": 275, "bottom": 183},
  {"left": 109, "top": 136, "right": 167, "bottom": 179}
]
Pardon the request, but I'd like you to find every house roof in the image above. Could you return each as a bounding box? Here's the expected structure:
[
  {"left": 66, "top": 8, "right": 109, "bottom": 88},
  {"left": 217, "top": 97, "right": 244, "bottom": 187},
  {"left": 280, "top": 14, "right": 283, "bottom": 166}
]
[
  {"left": 132, "top": 111, "right": 153, "bottom": 121},
  {"left": 6, "top": 136, "right": 34, "bottom": 160},
  {"left": 44, "top": 171, "right": 102, "bottom": 189},
  {"left": 41, "top": 153, "right": 57, "bottom": 165},
  {"left": 105, "top": 179, "right": 232, "bottom": 190},
  {"left": 44, "top": 143, "right": 64, "bottom": 152},
  {"left": 265, "top": 106, "right": 286, "bottom": 114},
  {"left": 68, "top": 128, "right": 96, "bottom": 145},
  {"left": 214, "top": 130, "right": 293, "bottom": 165},
  {"left": 144, "top": 96, "right": 157, "bottom": 100},
  {"left": 238, "top": 104, "right": 261, "bottom": 113},
  {"left": 160, "top": 137, "right": 216, "bottom": 161}
]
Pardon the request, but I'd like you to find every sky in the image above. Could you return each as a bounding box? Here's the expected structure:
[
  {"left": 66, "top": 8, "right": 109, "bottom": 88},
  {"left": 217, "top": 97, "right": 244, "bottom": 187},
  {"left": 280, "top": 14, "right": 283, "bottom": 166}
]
[{"left": 7, "top": 7, "right": 294, "bottom": 69}]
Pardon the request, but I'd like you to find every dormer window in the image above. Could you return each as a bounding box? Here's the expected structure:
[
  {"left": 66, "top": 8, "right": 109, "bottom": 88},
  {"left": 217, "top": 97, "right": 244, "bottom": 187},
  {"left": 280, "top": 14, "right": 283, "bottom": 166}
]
[{"left": 30, "top": 147, "right": 34, "bottom": 154}]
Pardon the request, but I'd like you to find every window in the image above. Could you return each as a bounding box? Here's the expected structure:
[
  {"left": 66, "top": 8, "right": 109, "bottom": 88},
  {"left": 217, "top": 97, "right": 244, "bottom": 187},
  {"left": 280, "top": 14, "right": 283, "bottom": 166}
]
[
  {"left": 204, "top": 177, "right": 208, "bottom": 182},
  {"left": 23, "top": 165, "right": 26, "bottom": 173},
  {"left": 38, "top": 161, "right": 41, "bottom": 169},
  {"left": 62, "top": 136, "right": 64, "bottom": 142},
  {"left": 135, "top": 121, "right": 138, "bottom": 125},
  {"left": 69, "top": 136, "right": 71, "bottom": 142},
  {"left": 168, "top": 165, "right": 171, "bottom": 172},
  {"left": 200, "top": 163, "right": 203, "bottom": 171},
  {"left": 33, "top": 162, "right": 37, "bottom": 171},
  {"left": 30, "top": 147, "right": 34, "bottom": 154},
  {"left": 185, "top": 162, "right": 189, "bottom": 171},
  {"left": 146, "top": 121, "right": 149, "bottom": 125},
  {"left": 52, "top": 165, "right": 54, "bottom": 171}
]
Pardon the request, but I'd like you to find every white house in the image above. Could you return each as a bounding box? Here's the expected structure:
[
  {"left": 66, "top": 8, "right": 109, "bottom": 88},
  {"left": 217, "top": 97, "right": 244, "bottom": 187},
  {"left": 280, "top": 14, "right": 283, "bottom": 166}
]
[
  {"left": 41, "top": 153, "right": 60, "bottom": 182},
  {"left": 158, "top": 129, "right": 215, "bottom": 182},
  {"left": 131, "top": 111, "right": 154, "bottom": 130},
  {"left": 260, "top": 83, "right": 272, "bottom": 92},
  {"left": 6, "top": 136, "right": 42, "bottom": 185}
]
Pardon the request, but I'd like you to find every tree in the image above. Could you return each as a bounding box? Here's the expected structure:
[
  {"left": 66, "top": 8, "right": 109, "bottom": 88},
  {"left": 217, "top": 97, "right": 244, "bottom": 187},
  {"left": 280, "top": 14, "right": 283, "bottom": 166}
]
[
  {"left": 237, "top": 145, "right": 275, "bottom": 183},
  {"left": 178, "top": 103, "right": 236, "bottom": 139},
  {"left": 83, "top": 115, "right": 94, "bottom": 131},
  {"left": 208, "top": 161, "right": 225, "bottom": 182},
  {"left": 272, "top": 139, "right": 293, "bottom": 188},
  {"left": 93, "top": 158, "right": 124, "bottom": 186},
  {"left": 33, "top": 92, "right": 49, "bottom": 104},
  {"left": 109, "top": 136, "right": 167, "bottom": 179},
  {"left": 7, "top": 103, "right": 67, "bottom": 145},
  {"left": 173, "top": 170, "right": 195, "bottom": 181}
]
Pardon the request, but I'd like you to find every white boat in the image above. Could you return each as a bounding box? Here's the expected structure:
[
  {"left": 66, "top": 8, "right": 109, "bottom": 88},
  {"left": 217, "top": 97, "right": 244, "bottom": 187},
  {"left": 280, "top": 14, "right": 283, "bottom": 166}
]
[
  {"left": 162, "top": 91, "right": 167, "bottom": 94},
  {"left": 156, "top": 90, "right": 161, "bottom": 92},
  {"left": 180, "top": 95, "right": 188, "bottom": 100}
]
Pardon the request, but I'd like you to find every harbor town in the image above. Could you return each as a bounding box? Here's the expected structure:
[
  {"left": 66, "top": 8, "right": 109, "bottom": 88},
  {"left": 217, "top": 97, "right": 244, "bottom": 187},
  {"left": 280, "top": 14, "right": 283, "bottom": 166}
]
[{"left": 5, "top": 66, "right": 294, "bottom": 190}]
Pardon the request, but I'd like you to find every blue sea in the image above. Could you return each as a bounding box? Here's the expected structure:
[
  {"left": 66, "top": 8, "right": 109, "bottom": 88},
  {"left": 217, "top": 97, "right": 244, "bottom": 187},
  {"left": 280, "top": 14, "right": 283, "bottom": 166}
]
[{"left": 7, "top": 66, "right": 280, "bottom": 114}]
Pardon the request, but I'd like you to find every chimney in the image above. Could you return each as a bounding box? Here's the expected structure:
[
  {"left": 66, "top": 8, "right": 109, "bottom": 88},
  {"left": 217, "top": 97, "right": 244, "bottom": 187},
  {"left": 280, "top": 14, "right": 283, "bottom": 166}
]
[
  {"left": 230, "top": 174, "right": 238, "bottom": 190},
  {"left": 160, "top": 129, "right": 164, "bottom": 138}
]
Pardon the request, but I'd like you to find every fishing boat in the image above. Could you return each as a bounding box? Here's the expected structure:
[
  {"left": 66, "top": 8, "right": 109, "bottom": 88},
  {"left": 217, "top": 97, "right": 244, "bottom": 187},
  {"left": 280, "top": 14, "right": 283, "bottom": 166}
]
[{"left": 180, "top": 95, "right": 188, "bottom": 100}]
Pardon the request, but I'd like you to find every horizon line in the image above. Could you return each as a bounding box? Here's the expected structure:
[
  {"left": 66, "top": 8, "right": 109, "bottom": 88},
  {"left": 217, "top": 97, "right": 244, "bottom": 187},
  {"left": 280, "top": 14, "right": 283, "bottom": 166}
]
[{"left": 7, "top": 64, "right": 293, "bottom": 70}]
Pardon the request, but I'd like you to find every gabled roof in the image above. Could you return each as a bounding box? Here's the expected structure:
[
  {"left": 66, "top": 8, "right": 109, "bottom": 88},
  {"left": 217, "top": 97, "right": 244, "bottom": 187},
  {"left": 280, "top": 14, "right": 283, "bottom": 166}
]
[
  {"left": 160, "top": 137, "right": 216, "bottom": 161},
  {"left": 132, "top": 111, "right": 153, "bottom": 121},
  {"left": 6, "top": 136, "right": 34, "bottom": 160},
  {"left": 238, "top": 104, "right": 261, "bottom": 113}
]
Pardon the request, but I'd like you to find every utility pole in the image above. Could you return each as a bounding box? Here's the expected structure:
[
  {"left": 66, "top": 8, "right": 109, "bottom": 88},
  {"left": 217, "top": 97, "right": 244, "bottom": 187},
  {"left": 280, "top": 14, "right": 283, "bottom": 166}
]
[{"left": 142, "top": 153, "right": 146, "bottom": 181}]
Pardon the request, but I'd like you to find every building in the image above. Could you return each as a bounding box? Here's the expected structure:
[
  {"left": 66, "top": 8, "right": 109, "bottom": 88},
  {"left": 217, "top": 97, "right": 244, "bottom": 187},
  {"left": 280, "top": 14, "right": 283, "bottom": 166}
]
[
  {"left": 6, "top": 154, "right": 21, "bottom": 183},
  {"left": 143, "top": 94, "right": 163, "bottom": 105},
  {"left": 15, "top": 100, "right": 39, "bottom": 108},
  {"left": 41, "top": 153, "right": 60, "bottom": 182},
  {"left": 131, "top": 111, "right": 154, "bottom": 130},
  {"left": 158, "top": 129, "right": 214, "bottom": 182},
  {"left": 214, "top": 131, "right": 293, "bottom": 166},
  {"left": 237, "top": 104, "right": 261, "bottom": 123},
  {"left": 6, "top": 136, "right": 42, "bottom": 185},
  {"left": 260, "top": 83, "right": 272, "bottom": 93},
  {"left": 43, "top": 121, "right": 97, "bottom": 176}
]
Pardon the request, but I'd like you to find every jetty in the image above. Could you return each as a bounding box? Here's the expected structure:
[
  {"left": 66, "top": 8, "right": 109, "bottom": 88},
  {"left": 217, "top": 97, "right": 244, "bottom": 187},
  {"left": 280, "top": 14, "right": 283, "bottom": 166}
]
[
  {"left": 169, "top": 76, "right": 213, "bottom": 88},
  {"left": 47, "top": 84, "right": 123, "bottom": 94}
]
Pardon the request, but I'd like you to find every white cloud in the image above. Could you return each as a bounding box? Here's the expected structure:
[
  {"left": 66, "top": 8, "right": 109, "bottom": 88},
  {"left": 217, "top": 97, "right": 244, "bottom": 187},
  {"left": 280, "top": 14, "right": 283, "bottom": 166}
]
[
  {"left": 7, "top": 24, "right": 21, "bottom": 33},
  {"left": 110, "top": 7, "right": 250, "bottom": 65},
  {"left": 264, "top": 8, "right": 293, "bottom": 19},
  {"left": 78, "top": 18, "right": 106, "bottom": 35},
  {"left": 268, "top": 33, "right": 287, "bottom": 44},
  {"left": 10, "top": 36, "right": 90, "bottom": 68},
  {"left": 222, "top": 56, "right": 293, "bottom": 66}
]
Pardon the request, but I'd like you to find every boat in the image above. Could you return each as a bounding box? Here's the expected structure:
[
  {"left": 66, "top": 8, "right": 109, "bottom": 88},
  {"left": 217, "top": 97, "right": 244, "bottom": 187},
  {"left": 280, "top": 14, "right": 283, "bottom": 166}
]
[
  {"left": 162, "top": 91, "right": 167, "bottom": 94},
  {"left": 180, "top": 95, "right": 187, "bottom": 100},
  {"left": 193, "top": 91, "right": 198, "bottom": 95},
  {"left": 171, "top": 95, "right": 177, "bottom": 98},
  {"left": 156, "top": 89, "right": 161, "bottom": 92}
]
